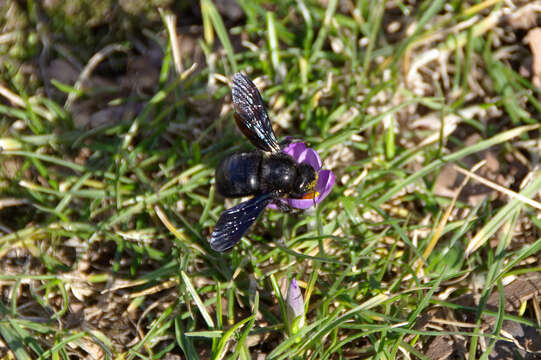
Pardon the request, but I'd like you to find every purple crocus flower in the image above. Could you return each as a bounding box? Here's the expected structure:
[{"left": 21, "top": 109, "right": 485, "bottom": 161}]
[
  {"left": 269, "top": 141, "right": 335, "bottom": 210},
  {"left": 286, "top": 278, "right": 305, "bottom": 336}
]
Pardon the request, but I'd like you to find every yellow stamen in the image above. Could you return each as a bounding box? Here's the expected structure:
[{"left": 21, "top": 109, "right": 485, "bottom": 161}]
[{"left": 307, "top": 173, "right": 318, "bottom": 191}]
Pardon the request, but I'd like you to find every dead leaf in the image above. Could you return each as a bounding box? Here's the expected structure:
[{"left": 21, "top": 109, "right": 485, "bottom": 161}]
[
  {"left": 525, "top": 27, "right": 541, "bottom": 88},
  {"left": 506, "top": 2, "right": 541, "bottom": 30}
]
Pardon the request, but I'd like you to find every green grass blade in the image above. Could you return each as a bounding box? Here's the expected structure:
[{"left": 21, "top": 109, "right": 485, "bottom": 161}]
[
  {"left": 181, "top": 270, "right": 215, "bottom": 328},
  {"left": 0, "top": 321, "right": 32, "bottom": 360},
  {"left": 201, "top": 0, "right": 237, "bottom": 72},
  {"left": 212, "top": 315, "right": 255, "bottom": 360}
]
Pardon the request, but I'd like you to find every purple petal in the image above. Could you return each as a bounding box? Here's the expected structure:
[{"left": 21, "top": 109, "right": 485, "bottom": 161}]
[
  {"left": 297, "top": 148, "right": 322, "bottom": 170},
  {"left": 267, "top": 199, "right": 284, "bottom": 210},
  {"left": 314, "top": 170, "right": 335, "bottom": 202},
  {"left": 283, "top": 142, "right": 322, "bottom": 171},
  {"left": 285, "top": 197, "right": 315, "bottom": 209},
  {"left": 283, "top": 142, "right": 307, "bottom": 160},
  {"left": 286, "top": 278, "right": 304, "bottom": 319}
]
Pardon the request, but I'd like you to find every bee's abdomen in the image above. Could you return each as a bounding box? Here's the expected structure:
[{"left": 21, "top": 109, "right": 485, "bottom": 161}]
[{"left": 215, "top": 152, "right": 262, "bottom": 197}]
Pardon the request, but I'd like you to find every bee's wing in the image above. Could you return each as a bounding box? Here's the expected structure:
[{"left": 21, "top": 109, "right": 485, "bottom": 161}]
[
  {"left": 210, "top": 193, "right": 273, "bottom": 252},
  {"left": 231, "top": 73, "right": 281, "bottom": 153}
]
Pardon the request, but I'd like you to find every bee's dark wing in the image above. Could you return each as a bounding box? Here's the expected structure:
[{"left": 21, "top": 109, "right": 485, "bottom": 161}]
[
  {"left": 210, "top": 193, "right": 273, "bottom": 252},
  {"left": 231, "top": 73, "right": 281, "bottom": 153}
]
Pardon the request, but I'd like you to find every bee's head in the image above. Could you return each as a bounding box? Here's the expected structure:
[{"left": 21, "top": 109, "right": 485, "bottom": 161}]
[{"left": 292, "top": 163, "right": 317, "bottom": 197}]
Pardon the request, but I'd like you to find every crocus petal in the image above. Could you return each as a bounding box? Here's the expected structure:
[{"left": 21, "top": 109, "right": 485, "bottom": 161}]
[
  {"left": 283, "top": 142, "right": 307, "bottom": 160},
  {"left": 284, "top": 197, "right": 315, "bottom": 209},
  {"left": 314, "top": 170, "right": 335, "bottom": 202},
  {"left": 297, "top": 147, "right": 322, "bottom": 170},
  {"left": 267, "top": 202, "right": 280, "bottom": 210},
  {"left": 286, "top": 278, "right": 304, "bottom": 317},
  {"left": 286, "top": 278, "right": 305, "bottom": 335}
]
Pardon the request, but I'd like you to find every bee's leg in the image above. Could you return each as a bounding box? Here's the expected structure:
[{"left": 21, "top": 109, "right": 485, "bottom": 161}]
[
  {"left": 276, "top": 200, "right": 293, "bottom": 213},
  {"left": 271, "top": 191, "right": 293, "bottom": 212}
]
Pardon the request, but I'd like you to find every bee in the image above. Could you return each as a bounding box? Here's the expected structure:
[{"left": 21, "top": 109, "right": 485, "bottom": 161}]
[{"left": 210, "top": 73, "right": 317, "bottom": 252}]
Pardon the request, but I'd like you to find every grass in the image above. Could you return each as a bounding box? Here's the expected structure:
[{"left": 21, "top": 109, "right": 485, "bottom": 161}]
[{"left": 1, "top": 0, "right": 540, "bottom": 359}]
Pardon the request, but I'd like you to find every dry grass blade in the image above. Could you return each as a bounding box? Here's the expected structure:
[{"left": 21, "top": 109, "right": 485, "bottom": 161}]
[
  {"left": 154, "top": 205, "right": 191, "bottom": 246},
  {"left": 466, "top": 170, "right": 541, "bottom": 255},
  {"left": 0, "top": 84, "right": 26, "bottom": 107},
  {"left": 454, "top": 166, "right": 541, "bottom": 212},
  {"left": 161, "top": 9, "right": 184, "bottom": 75}
]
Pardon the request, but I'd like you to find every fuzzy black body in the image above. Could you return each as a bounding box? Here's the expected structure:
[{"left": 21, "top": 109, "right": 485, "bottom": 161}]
[{"left": 215, "top": 151, "right": 301, "bottom": 198}]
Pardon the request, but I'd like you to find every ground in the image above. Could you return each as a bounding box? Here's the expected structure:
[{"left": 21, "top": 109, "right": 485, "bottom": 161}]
[{"left": 0, "top": 0, "right": 540, "bottom": 359}]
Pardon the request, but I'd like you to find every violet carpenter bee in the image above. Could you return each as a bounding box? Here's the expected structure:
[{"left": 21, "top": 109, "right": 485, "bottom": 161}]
[{"left": 209, "top": 73, "right": 320, "bottom": 252}]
